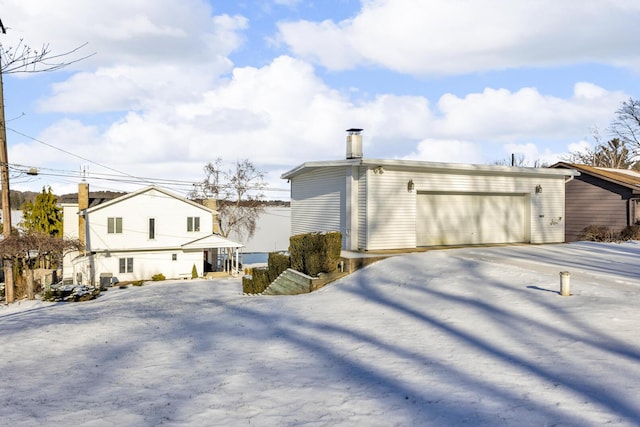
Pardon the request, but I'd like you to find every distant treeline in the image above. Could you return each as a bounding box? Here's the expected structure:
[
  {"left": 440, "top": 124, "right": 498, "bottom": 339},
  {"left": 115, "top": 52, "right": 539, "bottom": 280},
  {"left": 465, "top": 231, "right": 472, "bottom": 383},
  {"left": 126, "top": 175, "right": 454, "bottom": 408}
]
[
  {"left": 0, "top": 190, "right": 41, "bottom": 210},
  {"left": 2, "top": 189, "right": 290, "bottom": 209}
]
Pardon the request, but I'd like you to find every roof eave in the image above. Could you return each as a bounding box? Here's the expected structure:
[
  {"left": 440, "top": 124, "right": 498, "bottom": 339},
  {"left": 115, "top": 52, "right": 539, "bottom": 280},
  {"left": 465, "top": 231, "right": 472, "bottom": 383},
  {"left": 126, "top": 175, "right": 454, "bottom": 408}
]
[{"left": 282, "top": 158, "right": 580, "bottom": 179}]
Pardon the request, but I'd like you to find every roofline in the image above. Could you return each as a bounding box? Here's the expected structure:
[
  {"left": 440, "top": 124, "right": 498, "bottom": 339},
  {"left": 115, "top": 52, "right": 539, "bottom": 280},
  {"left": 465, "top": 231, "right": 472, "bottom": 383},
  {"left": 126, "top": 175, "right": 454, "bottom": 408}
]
[
  {"left": 85, "top": 185, "right": 218, "bottom": 214},
  {"left": 182, "top": 233, "right": 244, "bottom": 249},
  {"left": 552, "top": 162, "right": 640, "bottom": 193},
  {"left": 281, "top": 158, "right": 580, "bottom": 179}
]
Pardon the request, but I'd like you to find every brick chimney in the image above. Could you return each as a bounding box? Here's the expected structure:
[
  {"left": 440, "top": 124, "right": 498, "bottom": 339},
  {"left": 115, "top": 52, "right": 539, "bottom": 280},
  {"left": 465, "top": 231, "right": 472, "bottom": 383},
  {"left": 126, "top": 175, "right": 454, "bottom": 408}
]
[
  {"left": 78, "top": 182, "right": 89, "bottom": 250},
  {"left": 203, "top": 198, "right": 220, "bottom": 234}
]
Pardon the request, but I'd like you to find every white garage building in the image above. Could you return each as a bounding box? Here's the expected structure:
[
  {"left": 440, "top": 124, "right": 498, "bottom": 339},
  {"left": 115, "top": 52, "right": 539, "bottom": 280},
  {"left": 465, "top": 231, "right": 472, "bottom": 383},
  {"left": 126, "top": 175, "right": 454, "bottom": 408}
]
[{"left": 281, "top": 130, "right": 579, "bottom": 251}]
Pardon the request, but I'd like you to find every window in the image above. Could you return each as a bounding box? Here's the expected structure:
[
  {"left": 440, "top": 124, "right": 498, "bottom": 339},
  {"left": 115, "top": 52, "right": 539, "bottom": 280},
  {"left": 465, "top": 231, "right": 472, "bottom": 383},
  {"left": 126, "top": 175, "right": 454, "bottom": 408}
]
[
  {"left": 119, "top": 257, "right": 133, "bottom": 273},
  {"left": 172, "top": 254, "right": 177, "bottom": 261},
  {"left": 149, "top": 218, "right": 155, "bottom": 240},
  {"left": 108, "top": 217, "right": 123, "bottom": 234},
  {"left": 187, "top": 216, "right": 200, "bottom": 232}
]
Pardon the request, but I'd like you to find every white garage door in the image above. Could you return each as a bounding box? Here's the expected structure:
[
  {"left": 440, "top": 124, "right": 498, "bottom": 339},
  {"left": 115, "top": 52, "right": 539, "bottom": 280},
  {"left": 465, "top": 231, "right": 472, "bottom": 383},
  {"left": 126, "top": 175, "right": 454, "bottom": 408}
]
[{"left": 417, "top": 193, "right": 526, "bottom": 246}]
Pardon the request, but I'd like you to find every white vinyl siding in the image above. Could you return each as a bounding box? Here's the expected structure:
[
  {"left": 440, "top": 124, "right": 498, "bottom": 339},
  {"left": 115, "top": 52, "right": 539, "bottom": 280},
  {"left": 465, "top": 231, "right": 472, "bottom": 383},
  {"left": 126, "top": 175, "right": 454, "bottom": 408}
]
[
  {"left": 364, "top": 169, "right": 417, "bottom": 250},
  {"left": 148, "top": 218, "right": 155, "bottom": 240},
  {"left": 529, "top": 177, "right": 565, "bottom": 243},
  {"left": 290, "top": 168, "right": 345, "bottom": 237},
  {"left": 357, "top": 167, "right": 367, "bottom": 249},
  {"left": 286, "top": 162, "right": 569, "bottom": 251},
  {"left": 84, "top": 188, "right": 213, "bottom": 252}
]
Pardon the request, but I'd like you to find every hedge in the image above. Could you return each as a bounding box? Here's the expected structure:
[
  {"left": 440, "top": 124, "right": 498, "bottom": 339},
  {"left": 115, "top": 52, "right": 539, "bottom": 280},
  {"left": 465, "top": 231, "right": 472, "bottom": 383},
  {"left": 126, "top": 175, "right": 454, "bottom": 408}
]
[
  {"left": 242, "top": 252, "right": 291, "bottom": 294},
  {"left": 268, "top": 252, "right": 291, "bottom": 282},
  {"left": 289, "top": 231, "right": 342, "bottom": 277}
]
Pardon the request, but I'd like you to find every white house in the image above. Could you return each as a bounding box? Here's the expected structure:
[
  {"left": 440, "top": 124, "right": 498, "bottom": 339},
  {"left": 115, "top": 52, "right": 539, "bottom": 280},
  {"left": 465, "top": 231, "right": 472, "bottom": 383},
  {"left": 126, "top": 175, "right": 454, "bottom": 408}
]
[
  {"left": 281, "top": 129, "right": 580, "bottom": 251},
  {"left": 62, "top": 183, "right": 242, "bottom": 285}
]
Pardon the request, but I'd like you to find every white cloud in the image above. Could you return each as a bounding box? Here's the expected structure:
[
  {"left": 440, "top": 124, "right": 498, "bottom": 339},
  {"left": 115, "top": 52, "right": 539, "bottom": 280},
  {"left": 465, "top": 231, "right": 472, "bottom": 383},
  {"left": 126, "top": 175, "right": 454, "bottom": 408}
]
[
  {"left": 403, "top": 139, "right": 484, "bottom": 164},
  {"left": 12, "top": 54, "right": 629, "bottom": 195},
  {"left": 501, "top": 143, "right": 562, "bottom": 166},
  {"left": 434, "top": 84, "right": 625, "bottom": 141},
  {"left": 2, "top": 1, "right": 632, "bottom": 196},
  {"left": 3, "top": 0, "right": 246, "bottom": 67},
  {"left": 277, "top": 0, "right": 640, "bottom": 75},
  {"left": 567, "top": 140, "right": 593, "bottom": 154}
]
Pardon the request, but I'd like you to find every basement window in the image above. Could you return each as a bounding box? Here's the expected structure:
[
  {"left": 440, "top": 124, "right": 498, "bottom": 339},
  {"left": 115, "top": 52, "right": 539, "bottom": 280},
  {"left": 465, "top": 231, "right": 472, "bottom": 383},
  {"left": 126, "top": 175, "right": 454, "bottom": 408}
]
[{"left": 119, "top": 257, "right": 133, "bottom": 273}]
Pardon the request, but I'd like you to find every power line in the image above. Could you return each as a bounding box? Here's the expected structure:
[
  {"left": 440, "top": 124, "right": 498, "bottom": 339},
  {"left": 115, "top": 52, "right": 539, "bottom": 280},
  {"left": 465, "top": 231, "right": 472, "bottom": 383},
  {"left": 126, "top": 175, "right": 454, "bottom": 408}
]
[
  {"left": 5, "top": 127, "right": 291, "bottom": 194},
  {"left": 7, "top": 126, "right": 159, "bottom": 186}
]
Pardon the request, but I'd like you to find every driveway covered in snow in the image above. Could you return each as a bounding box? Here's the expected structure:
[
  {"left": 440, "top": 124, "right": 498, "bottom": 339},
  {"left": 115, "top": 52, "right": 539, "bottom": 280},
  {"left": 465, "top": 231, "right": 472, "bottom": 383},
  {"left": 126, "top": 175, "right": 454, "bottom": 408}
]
[{"left": 2, "top": 241, "right": 640, "bottom": 426}]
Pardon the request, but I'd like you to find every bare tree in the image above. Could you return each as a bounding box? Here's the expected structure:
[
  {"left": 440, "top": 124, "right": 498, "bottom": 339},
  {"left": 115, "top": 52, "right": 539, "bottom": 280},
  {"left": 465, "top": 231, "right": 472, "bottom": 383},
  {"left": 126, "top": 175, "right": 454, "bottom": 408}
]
[
  {"left": 0, "top": 232, "right": 83, "bottom": 300},
  {"left": 189, "top": 158, "right": 267, "bottom": 240},
  {"left": 563, "top": 135, "right": 638, "bottom": 169},
  {"left": 493, "top": 154, "right": 548, "bottom": 167},
  {"left": 1, "top": 20, "right": 92, "bottom": 303},
  {"left": 610, "top": 98, "right": 640, "bottom": 151}
]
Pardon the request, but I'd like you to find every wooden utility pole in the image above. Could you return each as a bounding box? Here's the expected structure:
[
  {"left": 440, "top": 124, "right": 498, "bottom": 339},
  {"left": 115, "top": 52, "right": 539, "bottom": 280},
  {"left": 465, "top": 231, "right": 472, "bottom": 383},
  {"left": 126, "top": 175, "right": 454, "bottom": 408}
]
[{"left": 0, "top": 18, "right": 15, "bottom": 303}]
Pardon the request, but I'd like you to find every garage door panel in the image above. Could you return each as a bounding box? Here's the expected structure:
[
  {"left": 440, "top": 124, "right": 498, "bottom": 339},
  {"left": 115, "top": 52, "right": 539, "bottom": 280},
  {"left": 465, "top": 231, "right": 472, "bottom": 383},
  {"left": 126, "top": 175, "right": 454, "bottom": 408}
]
[{"left": 417, "top": 193, "right": 526, "bottom": 246}]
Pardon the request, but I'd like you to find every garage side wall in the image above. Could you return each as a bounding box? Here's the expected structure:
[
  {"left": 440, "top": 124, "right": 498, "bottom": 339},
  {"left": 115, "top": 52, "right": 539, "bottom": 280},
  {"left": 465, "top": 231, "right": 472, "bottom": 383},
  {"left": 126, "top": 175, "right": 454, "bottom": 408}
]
[
  {"left": 364, "top": 170, "right": 566, "bottom": 249},
  {"left": 290, "top": 168, "right": 346, "bottom": 246},
  {"left": 364, "top": 169, "right": 417, "bottom": 250},
  {"left": 529, "top": 177, "right": 566, "bottom": 244}
]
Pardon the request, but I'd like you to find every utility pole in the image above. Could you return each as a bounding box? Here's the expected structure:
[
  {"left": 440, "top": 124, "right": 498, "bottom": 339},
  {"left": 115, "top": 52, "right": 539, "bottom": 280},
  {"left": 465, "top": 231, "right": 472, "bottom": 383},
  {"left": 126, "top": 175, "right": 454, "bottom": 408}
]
[{"left": 0, "top": 18, "right": 15, "bottom": 303}]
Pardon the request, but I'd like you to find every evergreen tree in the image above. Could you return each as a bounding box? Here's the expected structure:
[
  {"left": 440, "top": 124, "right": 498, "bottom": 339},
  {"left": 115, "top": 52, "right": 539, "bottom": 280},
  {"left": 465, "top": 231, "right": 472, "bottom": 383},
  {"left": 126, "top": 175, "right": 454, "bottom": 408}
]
[{"left": 20, "top": 186, "right": 62, "bottom": 236}]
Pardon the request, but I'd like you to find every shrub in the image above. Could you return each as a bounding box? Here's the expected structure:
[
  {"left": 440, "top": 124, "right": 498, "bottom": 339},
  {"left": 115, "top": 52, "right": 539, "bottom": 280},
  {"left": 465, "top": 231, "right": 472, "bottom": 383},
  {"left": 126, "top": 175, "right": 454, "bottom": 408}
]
[
  {"left": 132, "top": 280, "right": 144, "bottom": 286},
  {"left": 289, "top": 231, "right": 342, "bottom": 276},
  {"left": 151, "top": 273, "right": 165, "bottom": 281},
  {"left": 619, "top": 225, "right": 640, "bottom": 241},
  {"left": 191, "top": 264, "right": 198, "bottom": 278},
  {"left": 242, "top": 267, "right": 271, "bottom": 294},
  {"left": 579, "top": 225, "right": 616, "bottom": 242},
  {"left": 267, "top": 252, "right": 290, "bottom": 282}
]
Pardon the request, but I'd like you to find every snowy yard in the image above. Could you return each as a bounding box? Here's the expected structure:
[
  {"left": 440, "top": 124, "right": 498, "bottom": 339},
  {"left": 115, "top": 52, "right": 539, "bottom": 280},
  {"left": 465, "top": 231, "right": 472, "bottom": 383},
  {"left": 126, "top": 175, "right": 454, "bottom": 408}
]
[{"left": 2, "top": 241, "right": 640, "bottom": 426}]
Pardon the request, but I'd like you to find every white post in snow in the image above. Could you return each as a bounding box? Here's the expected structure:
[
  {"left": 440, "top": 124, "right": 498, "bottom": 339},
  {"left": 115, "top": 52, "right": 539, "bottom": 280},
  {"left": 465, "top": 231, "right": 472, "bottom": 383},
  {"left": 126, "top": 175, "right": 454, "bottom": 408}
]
[{"left": 560, "top": 271, "right": 571, "bottom": 296}]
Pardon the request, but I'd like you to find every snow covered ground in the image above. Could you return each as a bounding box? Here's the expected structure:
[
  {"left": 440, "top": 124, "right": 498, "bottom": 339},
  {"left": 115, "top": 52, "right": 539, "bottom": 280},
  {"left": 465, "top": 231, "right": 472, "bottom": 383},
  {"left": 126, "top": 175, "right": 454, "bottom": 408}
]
[{"left": 2, "top": 241, "right": 640, "bottom": 426}]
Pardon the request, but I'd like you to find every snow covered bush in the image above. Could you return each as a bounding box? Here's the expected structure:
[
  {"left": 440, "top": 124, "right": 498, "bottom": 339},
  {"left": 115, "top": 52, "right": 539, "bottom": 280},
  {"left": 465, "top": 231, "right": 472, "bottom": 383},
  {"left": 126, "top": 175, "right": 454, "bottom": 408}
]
[{"left": 41, "top": 283, "right": 101, "bottom": 302}]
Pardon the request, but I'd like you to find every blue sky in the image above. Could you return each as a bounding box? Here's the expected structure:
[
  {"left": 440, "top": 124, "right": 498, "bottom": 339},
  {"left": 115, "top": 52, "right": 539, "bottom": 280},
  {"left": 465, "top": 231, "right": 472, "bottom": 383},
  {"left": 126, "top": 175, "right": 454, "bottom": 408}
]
[{"left": 1, "top": 0, "right": 639, "bottom": 197}]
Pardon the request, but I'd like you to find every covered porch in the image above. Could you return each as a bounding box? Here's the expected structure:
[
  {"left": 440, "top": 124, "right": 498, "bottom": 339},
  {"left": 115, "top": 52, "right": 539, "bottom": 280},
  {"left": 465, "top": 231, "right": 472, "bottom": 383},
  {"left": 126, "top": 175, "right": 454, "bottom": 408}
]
[{"left": 182, "top": 234, "right": 244, "bottom": 276}]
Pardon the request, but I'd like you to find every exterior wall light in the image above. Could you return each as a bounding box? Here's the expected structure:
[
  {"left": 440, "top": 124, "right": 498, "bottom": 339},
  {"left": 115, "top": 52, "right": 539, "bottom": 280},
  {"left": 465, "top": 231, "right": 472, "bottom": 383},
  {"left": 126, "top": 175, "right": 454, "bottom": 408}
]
[
  {"left": 408, "top": 180, "right": 415, "bottom": 192},
  {"left": 535, "top": 185, "right": 542, "bottom": 194}
]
